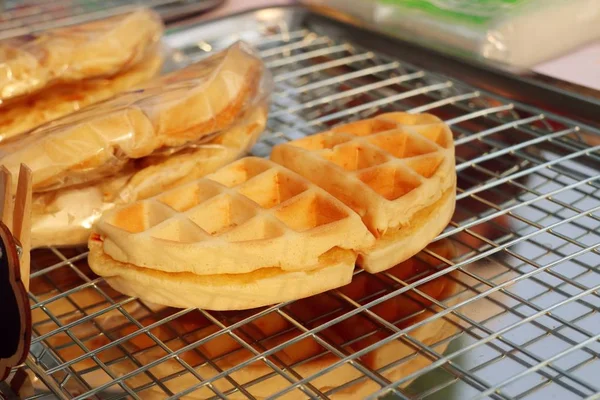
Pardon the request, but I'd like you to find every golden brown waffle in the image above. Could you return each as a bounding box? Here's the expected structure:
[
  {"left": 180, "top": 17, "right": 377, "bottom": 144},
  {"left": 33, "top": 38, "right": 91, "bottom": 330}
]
[
  {"left": 92, "top": 157, "right": 374, "bottom": 277},
  {"left": 0, "top": 8, "right": 163, "bottom": 102},
  {"left": 271, "top": 112, "right": 456, "bottom": 273},
  {"left": 0, "top": 51, "right": 163, "bottom": 142},
  {"left": 31, "top": 105, "right": 269, "bottom": 248},
  {"left": 89, "top": 239, "right": 356, "bottom": 311},
  {"left": 37, "top": 241, "right": 461, "bottom": 398},
  {"left": 0, "top": 41, "right": 267, "bottom": 194}
]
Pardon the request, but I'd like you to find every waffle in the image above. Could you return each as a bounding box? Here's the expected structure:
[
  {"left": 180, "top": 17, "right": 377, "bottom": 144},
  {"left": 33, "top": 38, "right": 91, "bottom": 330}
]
[
  {"left": 31, "top": 105, "right": 268, "bottom": 248},
  {"left": 270, "top": 112, "right": 456, "bottom": 273},
  {"left": 0, "top": 51, "right": 163, "bottom": 142},
  {"left": 0, "top": 41, "right": 267, "bottom": 194},
  {"left": 0, "top": 8, "right": 163, "bottom": 102},
  {"left": 89, "top": 239, "right": 356, "bottom": 311},
  {"left": 41, "top": 241, "right": 461, "bottom": 398},
  {"left": 119, "top": 105, "right": 269, "bottom": 204},
  {"left": 92, "top": 157, "right": 374, "bottom": 276}
]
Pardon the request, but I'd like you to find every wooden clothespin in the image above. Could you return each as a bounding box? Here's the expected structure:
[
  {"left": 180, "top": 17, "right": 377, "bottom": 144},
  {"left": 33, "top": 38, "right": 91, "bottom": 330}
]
[{"left": 0, "top": 164, "right": 32, "bottom": 382}]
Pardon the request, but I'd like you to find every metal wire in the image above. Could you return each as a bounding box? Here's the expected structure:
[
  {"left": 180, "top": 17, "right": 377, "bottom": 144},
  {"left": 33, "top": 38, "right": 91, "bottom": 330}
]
[
  {"left": 18, "top": 10, "right": 600, "bottom": 400},
  {"left": 0, "top": 0, "right": 220, "bottom": 39}
]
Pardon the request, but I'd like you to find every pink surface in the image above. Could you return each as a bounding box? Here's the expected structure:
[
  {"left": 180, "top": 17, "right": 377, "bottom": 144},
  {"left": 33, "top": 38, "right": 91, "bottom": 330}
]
[
  {"left": 187, "top": 0, "right": 297, "bottom": 22},
  {"left": 534, "top": 42, "right": 600, "bottom": 91}
]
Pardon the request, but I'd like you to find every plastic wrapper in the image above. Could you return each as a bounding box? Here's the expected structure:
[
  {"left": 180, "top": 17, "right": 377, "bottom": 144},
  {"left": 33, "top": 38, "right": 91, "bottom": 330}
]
[
  {"left": 30, "top": 103, "right": 269, "bottom": 248},
  {"left": 0, "top": 40, "right": 271, "bottom": 195},
  {"left": 0, "top": 8, "right": 164, "bottom": 103},
  {"left": 0, "top": 50, "right": 164, "bottom": 142},
  {"left": 309, "top": 0, "right": 600, "bottom": 69}
]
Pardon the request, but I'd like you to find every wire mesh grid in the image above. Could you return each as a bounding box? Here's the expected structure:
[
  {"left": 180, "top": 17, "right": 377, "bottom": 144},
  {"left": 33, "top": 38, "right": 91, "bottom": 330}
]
[
  {"left": 0, "top": 0, "right": 221, "bottom": 39},
  {"left": 17, "top": 8, "right": 600, "bottom": 400}
]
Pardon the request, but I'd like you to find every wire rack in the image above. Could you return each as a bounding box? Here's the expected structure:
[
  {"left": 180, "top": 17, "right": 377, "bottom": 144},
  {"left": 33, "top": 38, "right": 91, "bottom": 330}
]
[
  {"left": 15, "top": 6, "right": 600, "bottom": 400},
  {"left": 0, "top": 0, "right": 223, "bottom": 39}
]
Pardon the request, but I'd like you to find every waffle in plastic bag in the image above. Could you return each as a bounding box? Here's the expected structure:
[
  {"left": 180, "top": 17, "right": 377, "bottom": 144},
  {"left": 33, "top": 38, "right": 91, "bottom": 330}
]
[
  {"left": 0, "top": 41, "right": 272, "bottom": 195},
  {"left": 31, "top": 104, "right": 269, "bottom": 248},
  {"left": 0, "top": 8, "right": 164, "bottom": 102}
]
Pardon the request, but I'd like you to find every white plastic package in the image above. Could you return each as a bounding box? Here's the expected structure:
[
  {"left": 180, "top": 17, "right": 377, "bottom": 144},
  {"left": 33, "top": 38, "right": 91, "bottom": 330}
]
[{"left": 311, "top": 0, "right": 600, "bottom": 69}]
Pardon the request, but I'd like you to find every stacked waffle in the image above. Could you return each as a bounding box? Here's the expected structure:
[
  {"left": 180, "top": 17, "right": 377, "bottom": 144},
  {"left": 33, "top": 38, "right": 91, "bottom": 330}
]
[
  {"left": 0, "top": 41, "right": 272, "bottom": 247},
  {"left": 0, "top": 9, "right": 165, "bottom": 141},
  {"left": 89, "top": 112, "right": 456, "bottom": 310}
]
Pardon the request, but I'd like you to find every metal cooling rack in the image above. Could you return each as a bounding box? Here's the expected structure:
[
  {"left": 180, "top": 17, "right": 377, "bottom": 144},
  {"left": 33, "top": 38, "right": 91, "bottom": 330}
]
[
  {"left": 0, "top": 0, "right": 223, "bottom": 39},
  {"left": 12, "top": 5, "right": 600, "bottom": 400}
]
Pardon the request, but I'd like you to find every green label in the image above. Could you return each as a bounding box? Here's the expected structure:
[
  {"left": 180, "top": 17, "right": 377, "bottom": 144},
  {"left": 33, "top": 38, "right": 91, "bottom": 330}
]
[{"left": 378, "top": 0, "right": 531, "bottom": 25}]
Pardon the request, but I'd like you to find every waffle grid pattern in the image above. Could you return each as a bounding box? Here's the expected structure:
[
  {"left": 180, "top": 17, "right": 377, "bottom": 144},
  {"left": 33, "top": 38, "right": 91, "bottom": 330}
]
[
  {"left": 15, "top": 7, "right": 600, "bottom": 400},
  {"left": 109, "top": 158, "right": 349, "bottom": 241},
  {"left": 313, "top": 129, "right": 436, "bottom": 200},
  {"left": 96, "top": 157, "right": 370, "bottom": 280},
  {"left": 271, "top": 114, "right": 454, "bottom": 235}
]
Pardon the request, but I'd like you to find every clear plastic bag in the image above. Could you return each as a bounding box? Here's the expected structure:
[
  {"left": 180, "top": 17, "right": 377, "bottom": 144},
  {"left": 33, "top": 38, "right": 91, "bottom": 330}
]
[
  {"left": 30, "top": 103, "right": 269, "bottom": 248},
  {"left": 311, "top": 0, "right": 600, "bottom": 69},
  {"left": 0, "top": 41, "right": 272, "bottom": 195},
  {"left": 0, "top": 50, "right": 164, "bottom": 142},
  {"left": 0, "top": 8, "right": 164, "bottom": 103}
]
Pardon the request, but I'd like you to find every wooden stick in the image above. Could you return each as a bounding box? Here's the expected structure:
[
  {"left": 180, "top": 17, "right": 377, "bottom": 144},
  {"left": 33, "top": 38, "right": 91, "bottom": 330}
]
[
  {"left": 0, "top": 166, "right": 13, "bottom": 232},
  {"left": 12, "top": 165, "right": 32, "bottom": 292}
]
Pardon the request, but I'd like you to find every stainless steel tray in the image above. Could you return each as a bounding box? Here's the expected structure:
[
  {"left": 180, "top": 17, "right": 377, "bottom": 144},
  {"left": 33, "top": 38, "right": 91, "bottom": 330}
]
[{"left": 11, "top": 5, "right": 600, "bottom": 400}]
